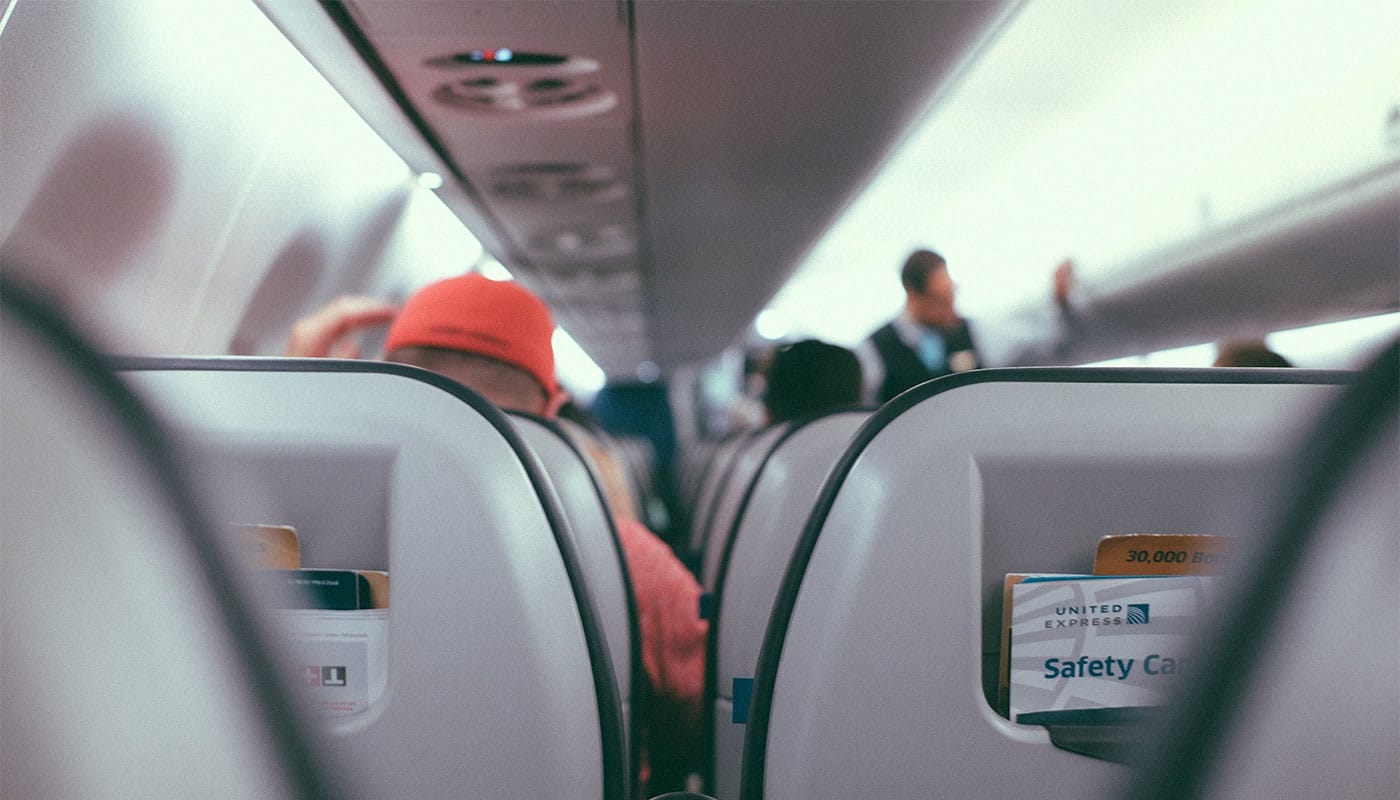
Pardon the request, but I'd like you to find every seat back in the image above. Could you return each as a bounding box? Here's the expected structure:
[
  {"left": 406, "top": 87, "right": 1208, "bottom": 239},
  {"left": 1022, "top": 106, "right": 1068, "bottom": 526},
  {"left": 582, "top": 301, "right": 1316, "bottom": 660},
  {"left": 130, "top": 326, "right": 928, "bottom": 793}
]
[
  {"left": 512, "top": 411, "right": 644, "bottom": 784},
  {"left": 115, "top": 358, "right": 627, "bottom": 800},
  {"left": 558, "top": 418, "right": 636, "bottom": 518},
  {"left": 708, "top": 410, "right": 869, "bottom": 800},
  {"left": 613, "top": 433, "right": 661, "bottom": 517},
  {"left": 699, "top": 423, "right": 789, "bottom": 590},
  {"left": 741, "top": 368, "right": 1351, "bottom": 800},
  {"left": 0, "top": 280, "right": 340, "bottom": 800},
  {"left": 680, "top": 438, "right": 721, "bottom": 512},
  {"left": 1129, "top": 343, "right": 1397, "bottom": 800},
  {"left": 685, "top": 432, "right": 753, "bottom": 558}
]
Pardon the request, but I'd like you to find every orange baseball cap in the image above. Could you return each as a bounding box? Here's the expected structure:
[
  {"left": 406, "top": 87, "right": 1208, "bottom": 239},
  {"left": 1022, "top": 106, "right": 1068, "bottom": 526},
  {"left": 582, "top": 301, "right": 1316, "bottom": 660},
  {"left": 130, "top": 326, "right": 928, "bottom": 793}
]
[{"left": 384, "top": 273, "right": 559, "bottom": 398}]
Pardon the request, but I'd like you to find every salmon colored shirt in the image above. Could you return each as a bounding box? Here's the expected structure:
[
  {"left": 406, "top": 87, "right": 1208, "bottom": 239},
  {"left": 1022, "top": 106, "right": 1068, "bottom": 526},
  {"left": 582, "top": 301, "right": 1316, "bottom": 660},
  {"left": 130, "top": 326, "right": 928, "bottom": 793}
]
[{"left": 613, "top": 516, "right": 708, "bottom": 725}]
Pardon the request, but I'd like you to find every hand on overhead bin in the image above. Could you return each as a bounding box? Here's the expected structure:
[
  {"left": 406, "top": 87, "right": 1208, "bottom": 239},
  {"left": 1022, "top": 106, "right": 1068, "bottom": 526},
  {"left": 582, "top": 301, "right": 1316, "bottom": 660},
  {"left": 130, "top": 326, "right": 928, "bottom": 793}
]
[
  {"left": 284, "top": 295, "right": 398, "bottom": 359},
  {"left": 1052, "top": 259, "right": 1075, "bottom": 308}
]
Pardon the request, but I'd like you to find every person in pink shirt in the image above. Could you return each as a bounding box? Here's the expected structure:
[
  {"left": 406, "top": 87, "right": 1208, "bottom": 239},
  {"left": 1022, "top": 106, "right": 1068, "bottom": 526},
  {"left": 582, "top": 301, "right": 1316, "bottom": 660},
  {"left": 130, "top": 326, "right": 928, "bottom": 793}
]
[{"left": 284, "top": 274, "right": 707, "bottom": 792}]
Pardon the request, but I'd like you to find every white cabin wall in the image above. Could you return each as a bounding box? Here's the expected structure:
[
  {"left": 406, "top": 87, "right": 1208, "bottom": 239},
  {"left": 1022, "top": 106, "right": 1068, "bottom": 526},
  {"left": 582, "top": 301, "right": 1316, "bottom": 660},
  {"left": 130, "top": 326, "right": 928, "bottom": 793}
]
[{"left": 1, "top": 0, "right": 477, "bottom": 356}]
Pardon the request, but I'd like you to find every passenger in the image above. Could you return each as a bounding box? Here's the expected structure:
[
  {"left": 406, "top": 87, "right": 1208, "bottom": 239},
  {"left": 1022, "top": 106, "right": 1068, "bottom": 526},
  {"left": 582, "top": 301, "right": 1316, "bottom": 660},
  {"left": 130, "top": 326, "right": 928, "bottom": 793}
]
[
  {"left": 284, "top": 274, "right": 706, "bottom": 793},
  {"left": 559, "top": 399, "right": 644, "bottom": 522},
  {"left": 1213, "top": 339, "right": 1292, "bottom": 367},
  {"left": 762, "top": 339, "right": 863, "bottom": 424},
  {"left": 857, "top": 249, "right": 1077, "bottom": 403}
]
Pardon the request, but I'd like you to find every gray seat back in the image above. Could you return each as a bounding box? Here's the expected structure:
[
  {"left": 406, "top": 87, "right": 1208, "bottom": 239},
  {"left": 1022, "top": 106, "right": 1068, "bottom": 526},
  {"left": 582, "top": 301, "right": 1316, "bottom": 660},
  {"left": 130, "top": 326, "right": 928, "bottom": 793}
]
[
  {"left": 680, "top": 438, "right": 721, "bottom": 512},
  {"left": 116, "top": 358, "right": 627, "bottom": 800},
  {"left": 512, "top": 411, "right": 643, "bottom": 781},
  {"left": 686, "top": 433, "right": 754, "bottom": 557},
  {"left": 708, "top": 410, "right": 868, "bottom": 800},
  {"left": 742, "top": 368, "right": 1351, "bottom": 800},
  {"left": 700, "top": 423, "right": 789, "bottom": 590},
  {"left": 1130, "top": 343, "right": 1397, "bottom": 800},
  {"left": 1, "top": 281, "right": 340, "bottom": 800}
]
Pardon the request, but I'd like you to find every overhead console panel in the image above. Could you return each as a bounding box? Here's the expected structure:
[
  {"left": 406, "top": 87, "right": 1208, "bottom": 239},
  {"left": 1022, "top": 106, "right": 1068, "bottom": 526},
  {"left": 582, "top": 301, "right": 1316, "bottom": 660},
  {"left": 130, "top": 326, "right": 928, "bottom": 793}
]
[{"left": 308, "top": 1, "right": 1014, "bottom": 380}]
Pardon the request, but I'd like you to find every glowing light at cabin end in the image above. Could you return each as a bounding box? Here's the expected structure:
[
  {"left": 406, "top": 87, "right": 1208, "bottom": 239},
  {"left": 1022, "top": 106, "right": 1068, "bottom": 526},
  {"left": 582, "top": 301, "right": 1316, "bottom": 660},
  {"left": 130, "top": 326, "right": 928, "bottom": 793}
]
[
  {"left": 1267, "top": 312, "right": 1400, "bottom": 367},
  {"left": 1080, "top": 312, "right": 1400, "bottom": 369},
  {"left": 636, "top": 361, "right": 661, "bottom": 384}
]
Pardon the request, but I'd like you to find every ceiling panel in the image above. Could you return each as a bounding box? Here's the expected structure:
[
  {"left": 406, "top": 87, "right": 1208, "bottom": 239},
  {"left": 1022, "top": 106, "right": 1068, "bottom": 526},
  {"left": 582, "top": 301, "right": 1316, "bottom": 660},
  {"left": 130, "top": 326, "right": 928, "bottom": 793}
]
[{"left": 328, "top": 0, "right": 1013, "bottom": 379}]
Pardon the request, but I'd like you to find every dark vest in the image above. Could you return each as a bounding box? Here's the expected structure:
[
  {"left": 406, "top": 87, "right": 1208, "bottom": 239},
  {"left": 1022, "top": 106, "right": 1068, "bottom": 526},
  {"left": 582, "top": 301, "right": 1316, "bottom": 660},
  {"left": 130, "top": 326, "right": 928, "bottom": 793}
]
[{"left": 870, "top": 320, "right": 978, "bottom": 403}]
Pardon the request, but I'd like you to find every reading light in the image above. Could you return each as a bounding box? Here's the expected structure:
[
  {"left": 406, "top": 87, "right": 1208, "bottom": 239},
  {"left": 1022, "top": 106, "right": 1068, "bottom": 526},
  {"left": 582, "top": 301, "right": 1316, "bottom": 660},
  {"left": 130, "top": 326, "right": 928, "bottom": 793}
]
[{"left": 418, "top": 172, "right": 444, "bottom": 190}]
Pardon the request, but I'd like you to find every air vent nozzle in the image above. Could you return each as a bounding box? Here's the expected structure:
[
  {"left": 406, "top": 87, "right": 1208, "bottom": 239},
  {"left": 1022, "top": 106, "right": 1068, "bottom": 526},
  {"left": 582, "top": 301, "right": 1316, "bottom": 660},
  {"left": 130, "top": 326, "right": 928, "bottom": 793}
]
[
  {"left": 426, "top": 51, "right": 615, "bottom": 119},
  {"left": 491, "top": 163, "right": 629, "bottom": 204}
]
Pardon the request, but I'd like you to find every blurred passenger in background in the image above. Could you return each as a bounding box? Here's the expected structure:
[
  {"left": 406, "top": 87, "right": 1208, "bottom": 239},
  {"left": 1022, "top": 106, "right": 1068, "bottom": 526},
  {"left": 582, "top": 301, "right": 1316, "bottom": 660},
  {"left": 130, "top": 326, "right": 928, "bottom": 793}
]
[
  {"left": 1213, "top": 339, "right": 1293, "bottom": 367},
  {"left": 559, "top": 399, "right": 644, "bottom": 523},
  {"left": 762, "top": 339, "right": 864, "bottom": 424},
  {"left": 858, "top": 249, "right": 1077, "bottom": 403}
]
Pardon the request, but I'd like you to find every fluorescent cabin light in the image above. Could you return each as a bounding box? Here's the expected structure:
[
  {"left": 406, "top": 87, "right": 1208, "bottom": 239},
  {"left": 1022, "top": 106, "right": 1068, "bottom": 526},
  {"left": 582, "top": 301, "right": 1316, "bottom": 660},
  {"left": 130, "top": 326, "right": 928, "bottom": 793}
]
[
  {"left": 476, "top": 259, "right": 515, "bottom": 281},
  {"left": 1079, "top": 311, "right": 1400, "bottom": 368},
  {"left": 553, "top": 327, "right": 607, "bottom": 403}
]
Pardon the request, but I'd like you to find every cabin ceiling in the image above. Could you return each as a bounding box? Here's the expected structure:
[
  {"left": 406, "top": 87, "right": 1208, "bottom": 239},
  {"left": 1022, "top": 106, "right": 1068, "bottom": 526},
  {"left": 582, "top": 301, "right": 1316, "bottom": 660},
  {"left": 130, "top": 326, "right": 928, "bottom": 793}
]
[{"left": 303, "top": 0, "right": 1012, "bottom": 380}]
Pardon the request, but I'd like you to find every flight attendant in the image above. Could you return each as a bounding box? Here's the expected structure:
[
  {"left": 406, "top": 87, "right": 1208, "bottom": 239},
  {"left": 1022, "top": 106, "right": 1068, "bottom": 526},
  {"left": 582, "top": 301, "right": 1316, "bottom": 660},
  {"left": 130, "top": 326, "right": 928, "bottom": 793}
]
[{"left": 857, "top": 249, "right": 1077, "bottom": 403}]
